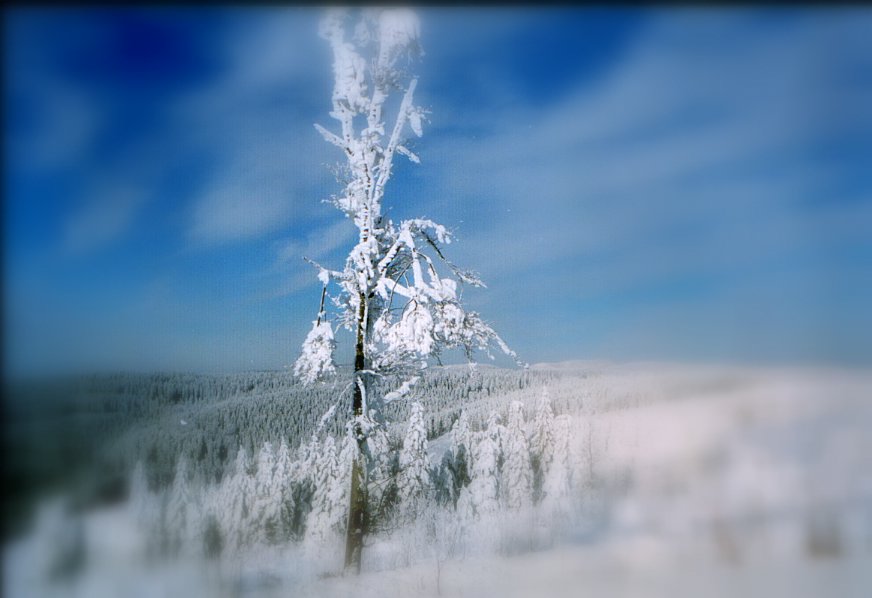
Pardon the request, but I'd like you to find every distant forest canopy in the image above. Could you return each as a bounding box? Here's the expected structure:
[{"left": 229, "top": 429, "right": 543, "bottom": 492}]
[{"left": 5, "top": 364, "right": 612, "bottom": 540}]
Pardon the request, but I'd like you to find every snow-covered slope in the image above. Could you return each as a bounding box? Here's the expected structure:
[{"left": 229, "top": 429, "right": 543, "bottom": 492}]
[{"left": 6, "top": 362, "right": 871, "bottom": 598}]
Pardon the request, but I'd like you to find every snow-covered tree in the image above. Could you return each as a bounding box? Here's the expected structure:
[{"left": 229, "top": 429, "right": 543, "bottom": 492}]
[
  {"left": 273, "top": 438, "right": 296, "bottom": 540},
  {"left": 530, "top": 389, "right": 555, "bottom": 503},
  {"left": 306, "top": 436, "right": 346, "bottom": 548},
  {"left": 296, "top": 433, "right": 321, "bottom": 487},
  {"left": 434, "top": 451, "right": 458, "bottom": 507},
  {"left": 542, "top": 414, "right": 573, "bottom": 514},
  {"left": 486, "top": 410, "right": 507, "bottom": 473},
  {"left": 252, "top": 442, "right": 284, "bottom": 545},
  {"left": 451, "top": 410, "right": 472, "bottom": 466},
  {"left": 459, "top": 431, "right": 500, "bottom": 520},
  {"left": 439, "top": 410, "right": 472, "bottom": 503},
  {"left": 220, "top": 447, "right": 255, "bottom": 550},
  {"left": 288, "top": 434, "right": 322, "bottom": 540},
  {"left": 292, "top": 7, "right": 519, "bottom": 571},
  {"left": 502, "top": 401, "right": 532, "bottom": 510},
  {"left": 294, "top": 317, "right": 335, "bottom": 385},
  {"left": 397, "top": 402, "right": 431, "bottom": 522},
  {"left": 166, "top": 456, "right": 195, "bottom": 555}
]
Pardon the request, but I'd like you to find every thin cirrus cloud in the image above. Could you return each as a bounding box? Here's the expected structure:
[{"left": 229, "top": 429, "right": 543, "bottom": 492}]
[
  {"left": 179, "top": 9, "right": 331, "bottom": 247},
  {"left": 4, "top": 8, "right": 872, "bottom": 375},
  {"left": 412, "top": 11, "right": 872, "bottom": 363},
  {"left": 62, "top": 186, "right": 147, "bottom": 256},
  {"left": 275, "top": 219, "right": 357, "bottom": 267},
  {"left": 263, "top": 219, "right": 358, "bottom": 301},
  {"left": 430, "top": 12, "right": 870, "bottom": 281},
  {"left": 188, "top": 175, "right": 301, "bottom": 245}
]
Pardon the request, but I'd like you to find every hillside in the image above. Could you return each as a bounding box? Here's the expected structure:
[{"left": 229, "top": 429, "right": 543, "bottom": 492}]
[{"left": 5, "top": 361, "right": 871, "bottom": 597}]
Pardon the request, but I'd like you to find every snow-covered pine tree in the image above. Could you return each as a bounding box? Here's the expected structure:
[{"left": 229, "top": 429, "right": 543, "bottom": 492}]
[
  {"left": 221, "top": 447, "right": 255, "bottom": 551},
  {"left": 434, "top": 452, "right": 458, "bottom": 507},
  {"left": 296, "top": 433, "right": 321, "bottom": 488},
  {"left": 305, "top": 435, "right": 344, "bottom": 549},
  {"left": 274, "top": 438, "right": 296, "bottom": 541},
  {"left": 530, "top": 389, "right": 555, "bottom": 503},
  {"left": 459, "top": 430, "right": 500, "bottom": 521},
  {"left": 486, "top": 410, "right": 507, "bottom": 474},
  {"left": 502, "top": 401, "right": 533, "bottom": 510},
  {"left": 542, "top": 414, "right": 573, "bottom": 516},
  {"left": 252, "top": 442, "right": 283, "bottom": 545},
  {"left": 166, "top": 456, "right": 194, "bottom": 556},
  {"left": 397, "top": 402, "right": 432, "bottom": 522},
  {"left": 293, "top": 7, "right": 519, "bottom": 572},
  {"left": 451, "top": 410, "right": 472, "bottom": 472},
  {"left": 444, "top": 410, "right": 472, "bottom": 503},
  {"left": 288, "top": 433, "right": 321, "bottom": 540}
]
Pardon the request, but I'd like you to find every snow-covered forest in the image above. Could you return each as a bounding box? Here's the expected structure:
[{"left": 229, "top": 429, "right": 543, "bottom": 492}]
[
  {"left": 6, "top": 362, "right": 872, "bottom": 597},
  {"left": 5, "top": 5, "right": 872, "bottom": 598}
]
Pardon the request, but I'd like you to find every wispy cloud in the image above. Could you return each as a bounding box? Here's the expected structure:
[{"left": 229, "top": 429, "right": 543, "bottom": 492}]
[
  {"left": 6, "top": 9, "right": 871, "bottom": 373},
  {"left": 275, "top": 218, "right": 356, "bottom": 265},
  {"left": 188, "top": 169, "right": 302, "bottom": 245},
  {"left": 62, "top": 185, "right": 146, "bottom": 255},
  {"left": 252, "top": 219, "right": 357, "bottom": 301},
  {"left": 426, "top": 12, "right": 871, "bottom": 286},
  {"left": 406, "top": 11, "right": 872, "bottom": 362},
  {"left": 177, "top": 10, "right": 333, "bottom": 246}
]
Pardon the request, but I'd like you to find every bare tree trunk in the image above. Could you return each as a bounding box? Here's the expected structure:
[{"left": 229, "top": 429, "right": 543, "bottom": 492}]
[
  {"left": 345, "top": 294, "right": 368, "bottom": 573},
  {"left": 345, "top": 449, "right": 366, "bottom": 572}
]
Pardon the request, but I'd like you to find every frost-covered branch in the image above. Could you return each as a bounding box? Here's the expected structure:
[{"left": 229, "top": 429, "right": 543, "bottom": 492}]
[
  {"left": 294, "top": 7, "right": 520, "bottom": 410},
  {"left": 293, "top": 319, "right": 336, "bottom": 385}
]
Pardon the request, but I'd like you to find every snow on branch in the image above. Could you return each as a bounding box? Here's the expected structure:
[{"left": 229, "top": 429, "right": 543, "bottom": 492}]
[
  {"left": 293, "top": 319, "right": 336, "bottom": 385},
  {"left": 383, "top": 375, "right": 420, "bottom": 404},
  {"left": 294, "top": 7, "right": 520, "bottom": 404}
]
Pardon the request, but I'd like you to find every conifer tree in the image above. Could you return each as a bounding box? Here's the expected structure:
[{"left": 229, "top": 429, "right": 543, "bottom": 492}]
[
  {"left": 167, "top": 456, "right": 194, "bottom": 556},
  {"left": 543, "top": 414, "right": 573, "bottom": 514},
  {"left": 502, "top": 401, "right": 532, "bottom": 510},
  {"left": 486, "top": 410, "right": 507, "bottom": 474},
  {"left": 221, "top": 447, "right": 255, "bottom": 550},
  {"left": 252, "top": 442, "right": 282, "bottom": 544},
  {"left": 447, "top": 410, "right": 472, "bottom": 497},
  {"left": 397, "top": 402, "right": 432, "bottom": 522},
  {"left": 305, "top": 436, "right": 345, "bottom": 548},
  {"left": 530, "top": 389, "right": 555, "bottom": 503},
  {"left": 274, "top": 439, "right": 296, "bottom": 541},
  {"left": 459, "top": 430, "right": 500, "bottom": 520}
]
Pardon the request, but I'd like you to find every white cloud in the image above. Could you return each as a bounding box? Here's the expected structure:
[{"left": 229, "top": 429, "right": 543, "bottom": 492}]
[
  {"left": 276, "top": 218, "right": 356, "bottom": 264},
  {"left": 424, "top": 12, "right": 872, "bottom": 292},
  {"left": 394, "top": 11, "right": 872, "bottom": 364},
  {"left": 177, "top": 10, "right": 333, "bottom": 246},
  {"left": 62, "top": 186, "right": 146, "bottom": 256},
  {"left": 189, "top": 174, "right": 298, "bottom": 244},
  {"left": 251, "top": 219, "right": 357, "bottom": 300}
]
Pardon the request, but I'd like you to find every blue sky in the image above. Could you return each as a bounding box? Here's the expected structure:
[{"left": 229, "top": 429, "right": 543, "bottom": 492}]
[{"left": 4, "top": 7, "right": 872, "bottom": 376}]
